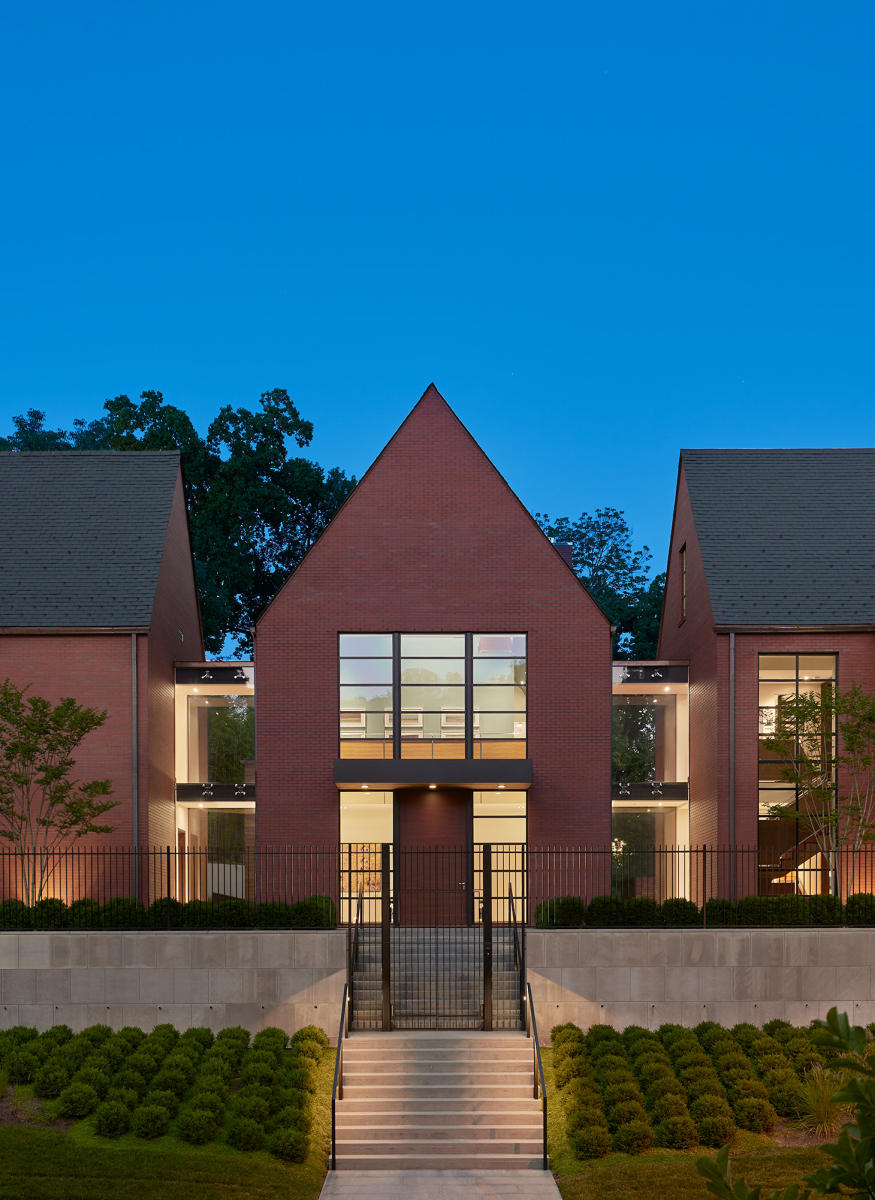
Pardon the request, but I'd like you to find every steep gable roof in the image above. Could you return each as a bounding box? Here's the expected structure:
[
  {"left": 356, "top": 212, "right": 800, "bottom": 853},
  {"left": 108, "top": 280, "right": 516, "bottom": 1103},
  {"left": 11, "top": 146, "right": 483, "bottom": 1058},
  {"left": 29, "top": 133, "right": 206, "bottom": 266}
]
[
  {"left": 0, "top": 451, "right": 183, "bottom": 628},
  {"left": 258, "top": 383, "right": 610, "bottom": 625},
  {"left": 682, "top": 448, "right": 875, "bottom": 626}
]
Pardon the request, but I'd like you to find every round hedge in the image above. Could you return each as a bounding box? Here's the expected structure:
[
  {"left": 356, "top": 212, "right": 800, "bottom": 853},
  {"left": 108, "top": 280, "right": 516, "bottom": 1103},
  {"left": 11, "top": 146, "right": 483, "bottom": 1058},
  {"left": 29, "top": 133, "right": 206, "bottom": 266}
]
[
  {"left": 177, "top": 1107, "right": 217, "bottom": 1145},
  {"left": 227, "top": 1117, "right": 264, "bottom": 1152},
  {"left": 608, "top": 1100, "right": 648, "bottom": 1129},
  {"left": 7, "top": 1050, "right": 39, "bottom": 1083},
  {"left": 189, "top": 1090, "right": 225, "bottom": 1119},
  {"left": 654, "top": 1114, "right": 698, "bottom": 1149},
  {"left": 132, "top": 1104, "right": 171, "bottom": 1139},
  {"left": 94, "top": 1100, "right": 131, "bottom": 1138},
  {"left": 271, "top": 1127, "right": 308, "bottom": 1162},
  {"left": 33, "top": 1064, "right": 69, "bottom": 1098},
  {"left": 734, "top": 1096, "right": 777, "bottom": 1132},
  {"left": 57, "top": 1082, "right": 99, "bottom": 1118},
  {"left": 698, "top": 1113, "right": 737, "bottom": 1147},
  {"left": 651, "top": 1093, "right": 689, "bottom": 1121},
  {"left": 146, "top": 1088, "right": 180, "bottom": 1115},
  {"left": 571, "top": 1125, "right": 612, "bottom": 1160},
  {"left": 612, "top": 1120, "right": 654, "bottom": 1155}
]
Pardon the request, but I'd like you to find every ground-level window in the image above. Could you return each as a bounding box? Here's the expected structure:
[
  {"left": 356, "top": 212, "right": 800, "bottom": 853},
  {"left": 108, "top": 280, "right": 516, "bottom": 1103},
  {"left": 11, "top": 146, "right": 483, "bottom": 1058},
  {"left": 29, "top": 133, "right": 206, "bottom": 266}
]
[{"left": 339, "top": 790, "right": 393, "bottom": 922}]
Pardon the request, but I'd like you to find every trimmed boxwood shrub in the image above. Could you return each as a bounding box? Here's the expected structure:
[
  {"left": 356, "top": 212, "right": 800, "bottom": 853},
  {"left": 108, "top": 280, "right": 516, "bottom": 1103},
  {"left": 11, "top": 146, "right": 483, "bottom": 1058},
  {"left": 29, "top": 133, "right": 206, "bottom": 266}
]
[
  {"left": 291, "top": 894, "right": 336, "bottom": 927},
  {"left": 146, "top": 1088, "right": 180, "bottom": 1115},
  {"left": 106, "top": 1087, "right": 139, "bottom": 1111},
  {"left": 0, "top": 899, "right": 31, "bottom": 929},
  {"left": 555, "top": 1055, "right": 588, "bottom": 1089},
  {"left": 271, "top": 1126, "right": 309, "bottom": 1162},
  {"left": 227, "top": 1117, "right": 265, "bottom": 1151},
  {"left": 179, "top": 899, "right": 216, "bottom": 928},
  {"left": 57, "top": 1082, "right": 99, "bottom": 1117},
  {"left": 33, "top": 1064, "right": 69, "bottom": 1098},
  {"left": 846, "top": 893, "right": 875, "bottom": 925},
  {"left": 72, "top": 1067, "right": 110, "bottom": 1098},
  {"left": 603, "top": 1081, "right": 641, "bottom": 1107},
  {"left": 535, "top": 896, "right": 586, "bottom": 927},
  {"left": 585, "top": 896, "right": 628, "bottom": 927},
  {"left": 570, "top": 1125, "right": 612, "bottom": 1159},
  {"left": 703, "top": 898, "right": 736, "bottom": 926},
  {"left": 99, "top": 899, "right": 147, "bottom": 929},
  {"left": 6, "top": 1049, "right": 39, "bottom": 1083},
  {"left": 654, "top": 1114, "right": 698, "bottom": 1149},
  {"left": 181, "top": 1027, "right": 214, "bottom": 1053},
  {"left": 68, "top": 898, "right": 102, "bottom": 927},
  {"left": 734, "top": 1096, "right": 777, "bottom": 1132},
  {"left": 32, "top": 898, "right": 69, "bottom": 929},
  {"left": 178, "top": 1107, "right": 217, "bottom": 1144},
  {"left": 661, "top": 897, "right": 701, "bottom": 926},
  {"left": 612, "top": 1119, "right": 653, "bottom": 1154},
  {"left": 699, "top": 1112, "right": 737, "bottom": 1147},
  {"left": 94, "top": 1100, "right": 131, "bottom": 1138},
  {"left": 623, "top": 898, "right": 662, "bottom": 927},
  {"left": 132, "top": 1104, "right": 171, "bottom": 1139},
  {"left": 651, "top": 1093, "right": 689, "bottom": 1121},
  {"left": 231, "top": 1095, "right": 271, "bottom": 1125},
  {"left": 115, "top": 1069, "right": 147, "bottom": 1096},
  {"left": 607, "top": 1100, "right": 648, "bottom": 1129},
  {"left": 272, "top": 1104, "right": 311, "bottom": 1134}
]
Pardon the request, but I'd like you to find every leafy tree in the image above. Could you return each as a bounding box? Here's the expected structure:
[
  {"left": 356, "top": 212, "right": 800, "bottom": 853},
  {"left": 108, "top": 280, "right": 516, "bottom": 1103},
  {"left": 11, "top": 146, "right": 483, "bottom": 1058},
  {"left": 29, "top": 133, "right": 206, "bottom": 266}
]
[
  {"left": 761, "top": 683, "right": 875, "bottom": 898},
  {"left": 612, "top": 701, "right": 656, "bottom": 782},
  {"left": 698, "top": 1007, "right": 875, "bottom": 1200},
  {"left": 0, "top": 391, "right": 356, "bottom": 654},
  {"left": 206, "top": 699, "right": 255, "bottom": 784},
  {"left": 0, "top": 680, "right": 116, "bottom": 905},
  {"left": 536, "top": 507, "right": 661, "bottom": 657}
]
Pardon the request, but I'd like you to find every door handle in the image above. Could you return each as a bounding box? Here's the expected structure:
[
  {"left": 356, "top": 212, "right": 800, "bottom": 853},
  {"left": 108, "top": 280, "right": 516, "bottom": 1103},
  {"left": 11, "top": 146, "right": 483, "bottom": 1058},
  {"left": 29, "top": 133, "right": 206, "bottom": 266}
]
[{"left": 457, "top": 881, "right": 467, "bottom": 890}]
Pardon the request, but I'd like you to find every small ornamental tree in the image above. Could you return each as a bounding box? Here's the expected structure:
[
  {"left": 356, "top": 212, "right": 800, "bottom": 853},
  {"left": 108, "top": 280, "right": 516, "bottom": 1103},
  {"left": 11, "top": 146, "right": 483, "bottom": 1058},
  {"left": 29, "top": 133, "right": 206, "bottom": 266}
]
[
  {"left": 0, "top": 680, "right": 116, "bottom": 904},
  {"left": 761, "top": 684, "right": 875, "bottom": 897}
]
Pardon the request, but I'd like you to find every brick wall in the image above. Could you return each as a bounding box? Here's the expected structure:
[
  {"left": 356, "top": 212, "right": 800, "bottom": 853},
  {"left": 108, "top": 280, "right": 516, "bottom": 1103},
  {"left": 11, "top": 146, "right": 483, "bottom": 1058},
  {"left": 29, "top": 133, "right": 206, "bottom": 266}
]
[{"left": 256, "top": 387, "right": 613, "bottom": 847}]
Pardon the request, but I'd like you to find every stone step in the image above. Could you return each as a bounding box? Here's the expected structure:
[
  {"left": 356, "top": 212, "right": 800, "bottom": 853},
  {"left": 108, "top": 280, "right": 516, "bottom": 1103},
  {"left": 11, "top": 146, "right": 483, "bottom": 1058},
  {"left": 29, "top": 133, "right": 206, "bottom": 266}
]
[
  {"left": 336, "top": 1083, "right": 537, "bottom": 1100},
  {"left": 335, "top": 1107, "right": 541, "bottom": 1126},
  {"left": 334, "top": 1151, "right": 544, "bottom": 1170},
  {"left": 334, "top": 1122, "right": 542, "bottom": 1140},
  {"left": 337, "top": 1097, "right": 541, "bottom": 1114}
]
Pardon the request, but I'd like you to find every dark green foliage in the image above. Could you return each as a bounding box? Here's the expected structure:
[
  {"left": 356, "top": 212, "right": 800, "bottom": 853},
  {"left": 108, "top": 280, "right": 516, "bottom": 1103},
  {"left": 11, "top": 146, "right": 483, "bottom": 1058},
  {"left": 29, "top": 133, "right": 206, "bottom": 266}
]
[
  {"left": 585, "top": 895, "right": 628, "bottom": 926},
  {"left": 270, "top": 1126, "right": 308, "bottom": 1162},
  {"left": 570, "top": 1125, "right": 613, "bottom": 1159},
  {"left": 0, "top": 899, "right": 31, "bottom": 929},
  {"left": 33, "top": 1064, "right": 69, "bottom": 1097},
  {"left": 189, "top": 1090, "right": 225, "bottom": 1119},
  {"left": 131, "top": 1104, "right": 171, "bottom": 1139},
  {"left": 72, "top": 1066, "right": 110, "bottom": 1098},
  {"left": 106, "top": 1087, "right": 139, "bottom": 1110},
  {"left": 554, "top": 1054, "right": 588, "bottom": 1089},
  {"left": 253, "top": 901, "right": 296, "bottom": 928},
  {"left": 272, "top": 1104, "right": 311, "bottom": 1134},
  {"left": 698, "top": 1112, "right": 736, "bottom": 1147},
  {"left": 733, "top": 1095, "right": 777, "bottom": 1131},
  {"left": 612, "top": 1119, "right": 654, "bottom": 1154},
  {"left": 644, "top": 1078, "right": 686, "bottom": 1107},
  {"left": 845, "top": 892, "right": 875, "bottom": 925},
  {"left": 161, "top": 1052, "right": 197, "bottom": 1082},
  {"left": 534, "top": 896, "right": 587, "bottom": 927},
  {"left": 180, "top": 900, "right": 216, "bottom": 928},
  {"left": 660, "top": 897, "right": 701, "bottom": 926},
  {"left": 227, "top": 1117, "right": 264, "bottom": 1151},
  {"left": 115, "top": 1069, "right": 147, "bottom": 1096},
  {"left": 253, "top": 1027, "right": 288, "bottom": 1053},
  {"left": 146, "top": 1088, "right": 179, "bottom": 1115},
  {"left": 551, "top": 1023, "right": 582, "bottom": 1047},
  {"left": 212, "top": 898, "right": 255, "bottom": 928},
  {"left": 230, "top": 1094, "right": 270, "bottom": 1124},
  {"left": 239, "top": 1059, "right": 276, "bottom": 1086},
  {"left": 32, "top": 898, "right": 69, "bottom": 928},
  {"left": 290, "top": 894, "right": 337, "bottom": 927},
  {"left": 607, "top": 1099, "right": 648, "bottom": 1129},
  {"left": 68, "top": 898, "right": 101, "bottom": 927},
  {"left": 654, "top": 1114, "right": 699, "bottom": 1149},
  {"left": 651, "top": 1093, "right": 689, "bottom": 1121},
  {"left": 291, "top": 1038, "right": 324, "bottom": 1065},
  {"left": 177, "top": 1107, "right": 217, "bottom": 1144},
  {"left": 150, "top": 1067, "right": 188, "bottom": 1097},
  {"left": 689, "top": 1095, "right": 734, "bottom": 1123},
  {"left": 703, "top": 898, "right": 736, "bottom": 926},
  {"left": 623, "top": 898, "right": 662, "bottom": 927},
  {"left": 6, "top": 1049, "right": 39, "bottom": 1083},
  {"left": 180, "top": 1026, "right": 214, "bottom": 1053},
  {"left": 94, "top": 1100, "right": 131, "bottom": 1138},
  {"left": 57, "top": 1082, "right": 99, "bottom": 1117},
  {"left": 147, "top": 897, "right": 184, "bottom": 929},
  {"left": 99, "top": 898, "right": 147, "bottom": 929},
  {"left": 603, "top": 1081, "right": 641, "bottom": 1108}
]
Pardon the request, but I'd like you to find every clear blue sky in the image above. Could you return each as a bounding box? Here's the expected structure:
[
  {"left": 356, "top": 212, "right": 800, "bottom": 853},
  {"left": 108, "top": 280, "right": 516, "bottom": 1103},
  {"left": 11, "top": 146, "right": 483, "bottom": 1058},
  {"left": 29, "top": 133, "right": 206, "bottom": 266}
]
[{"left": 2, "top": 1, "right": 873, "bottom": 576}]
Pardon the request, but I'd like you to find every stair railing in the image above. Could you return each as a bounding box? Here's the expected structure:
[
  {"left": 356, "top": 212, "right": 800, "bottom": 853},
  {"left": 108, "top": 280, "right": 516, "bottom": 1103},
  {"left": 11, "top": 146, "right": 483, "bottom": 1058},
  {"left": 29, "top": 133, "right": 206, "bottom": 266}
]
[
  {"left": 509, "top": 883, "right": 526, "bottom": 1027},
  {"left": 348, "top": 887, "right": 364, "bottom": 1026},
  {"left": 524, "top": 981, "right": 548, "bottom": 1170},
  {"left": 330, "top": 983, "right": 350, "bottom": 1170}
]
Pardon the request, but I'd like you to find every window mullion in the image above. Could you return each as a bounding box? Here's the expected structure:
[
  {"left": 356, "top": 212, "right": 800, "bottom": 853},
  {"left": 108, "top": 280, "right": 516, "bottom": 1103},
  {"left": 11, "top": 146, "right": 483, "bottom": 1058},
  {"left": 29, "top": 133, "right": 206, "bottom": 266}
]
[{"left": 465, "top": 633, "right": 473, "bottom": 759}]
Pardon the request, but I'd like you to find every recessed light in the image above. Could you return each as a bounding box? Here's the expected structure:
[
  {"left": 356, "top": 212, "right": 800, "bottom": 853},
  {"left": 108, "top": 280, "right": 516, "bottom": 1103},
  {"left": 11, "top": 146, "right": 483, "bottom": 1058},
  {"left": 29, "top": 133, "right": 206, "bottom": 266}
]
[
  {"left": 428, "top": 784, "right": 437, "bottom": 790},
  {"left": 664, "top": 686, "right": 670, "bottom": 692},
  {"left": 361, "top": 785, "right": 369, "bottom": 790},
  {"left": 497, "top": 785, "right": 506, "bottom": 790}
]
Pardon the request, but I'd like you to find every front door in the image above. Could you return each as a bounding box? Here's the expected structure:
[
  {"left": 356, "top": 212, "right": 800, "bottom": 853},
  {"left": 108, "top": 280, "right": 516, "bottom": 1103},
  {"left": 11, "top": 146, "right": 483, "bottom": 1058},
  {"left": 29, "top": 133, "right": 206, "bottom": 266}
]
[{"left": 394, "top": 786, "right": 471, "bottom": 925}]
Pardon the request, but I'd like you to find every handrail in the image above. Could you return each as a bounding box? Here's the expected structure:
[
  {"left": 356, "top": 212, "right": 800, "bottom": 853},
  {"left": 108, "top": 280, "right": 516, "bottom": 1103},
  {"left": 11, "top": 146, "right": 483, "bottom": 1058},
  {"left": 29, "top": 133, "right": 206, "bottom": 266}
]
[
  {"left": 524, "top": 981, "right": 548, "bottom": 1170},
  {"left": 509, "top": 883, "right": 521, "bottom": 971},
  {"left": 330, "top": 983, "right": 350, "bottom": 1170}
]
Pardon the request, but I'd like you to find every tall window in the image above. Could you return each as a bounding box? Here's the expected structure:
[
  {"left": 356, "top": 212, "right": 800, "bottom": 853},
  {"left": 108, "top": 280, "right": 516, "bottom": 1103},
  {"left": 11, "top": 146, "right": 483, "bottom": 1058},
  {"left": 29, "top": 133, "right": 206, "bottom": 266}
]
[
  {"left": 758, "top": 654, "right": 837, "bottom": 855},
  {"left": 338, "top": 633, "right": 527, "bottom": 760}
]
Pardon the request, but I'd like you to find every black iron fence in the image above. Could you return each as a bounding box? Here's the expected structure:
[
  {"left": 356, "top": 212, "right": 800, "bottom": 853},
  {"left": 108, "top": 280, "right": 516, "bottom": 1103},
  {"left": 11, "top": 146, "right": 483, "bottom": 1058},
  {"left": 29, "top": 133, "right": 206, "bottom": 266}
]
[{"left": 3, "top": 843, "right": 875, "bottom": 929}]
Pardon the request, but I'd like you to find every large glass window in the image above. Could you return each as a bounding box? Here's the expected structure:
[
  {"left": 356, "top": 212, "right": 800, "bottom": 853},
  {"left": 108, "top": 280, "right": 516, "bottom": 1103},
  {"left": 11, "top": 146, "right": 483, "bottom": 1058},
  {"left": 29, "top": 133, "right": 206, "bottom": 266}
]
[
  {"left": 338, "top": 633, "right": 527, "bottom": 759},
  {"left": 339, "top": 634, "right": 393, "bottom": 758},
  {"left": 758, "top": 653, "right": 837, "bottom": 890}
]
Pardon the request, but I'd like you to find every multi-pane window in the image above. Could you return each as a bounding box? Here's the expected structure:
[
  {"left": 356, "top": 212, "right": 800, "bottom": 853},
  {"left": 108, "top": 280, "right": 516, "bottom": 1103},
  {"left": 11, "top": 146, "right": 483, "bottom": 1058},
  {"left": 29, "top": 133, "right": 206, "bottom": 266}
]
[
  {"left": 758, "top": 653, "right": 837, "bottom": 823},
  {"left": 338, "top": 633, "right": 527, "bottom": 759}
]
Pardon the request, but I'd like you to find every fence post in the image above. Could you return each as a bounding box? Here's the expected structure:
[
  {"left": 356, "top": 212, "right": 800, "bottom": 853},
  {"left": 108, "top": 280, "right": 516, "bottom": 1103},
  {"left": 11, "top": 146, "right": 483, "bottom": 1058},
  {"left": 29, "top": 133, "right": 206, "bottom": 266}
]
[
  {"left": 166, "top": 845, "right": 172, "bottom": 929},
  {"left": 381, "top": 843, "right": 391, "bottom": 1031},
  {"left": 483, "top": 844, "right": 493, "bottom": 1031}
]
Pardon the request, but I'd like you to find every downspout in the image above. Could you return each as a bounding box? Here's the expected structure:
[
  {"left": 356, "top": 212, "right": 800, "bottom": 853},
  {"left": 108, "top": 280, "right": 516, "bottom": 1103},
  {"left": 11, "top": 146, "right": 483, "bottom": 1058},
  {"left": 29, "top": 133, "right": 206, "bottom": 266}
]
[
  {"left": 131, "top": 633, "right": 139, "bottom": 899},
  {"left": 728, "top": 632, "right": 736, "bottom": 901}
]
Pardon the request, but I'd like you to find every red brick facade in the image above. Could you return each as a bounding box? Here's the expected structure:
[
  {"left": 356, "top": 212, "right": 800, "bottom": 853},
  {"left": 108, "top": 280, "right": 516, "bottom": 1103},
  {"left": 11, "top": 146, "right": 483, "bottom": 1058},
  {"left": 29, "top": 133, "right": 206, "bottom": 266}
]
[
  {"left": 255, "top": 386, "right": 613, "bottom": 848},
  {"left": 660, "top": 462, "right": 875, "bottom": 850},
  {"left": 0, "top": 470, "right": 201, "bottom": 851}
]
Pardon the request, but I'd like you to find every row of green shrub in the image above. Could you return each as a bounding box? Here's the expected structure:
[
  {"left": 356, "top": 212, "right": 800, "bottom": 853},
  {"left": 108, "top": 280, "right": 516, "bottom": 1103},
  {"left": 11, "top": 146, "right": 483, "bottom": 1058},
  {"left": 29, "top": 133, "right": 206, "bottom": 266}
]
[
  {"left": 0, "top": 894, "right": 336, "bottom": 930},
  {"left": 0, "top": 1019, "right": 328, "bottom": 1161},
  {"left": 535, "top": 891, "right": 875, "bottom": 927},
  {"left": 551, "top": 1017, "right": 825, "bottom": 1160}
]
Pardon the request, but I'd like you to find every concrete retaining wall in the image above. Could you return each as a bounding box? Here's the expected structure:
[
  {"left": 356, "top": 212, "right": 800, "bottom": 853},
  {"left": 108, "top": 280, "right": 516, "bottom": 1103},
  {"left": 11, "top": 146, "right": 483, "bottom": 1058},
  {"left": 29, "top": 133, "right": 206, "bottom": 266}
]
[
  {"left": 0, "top": 931, "right": 347, "bottom": 1039},
  {"left": 528, "top": 928, "right": 875, "bottom": 1038}
]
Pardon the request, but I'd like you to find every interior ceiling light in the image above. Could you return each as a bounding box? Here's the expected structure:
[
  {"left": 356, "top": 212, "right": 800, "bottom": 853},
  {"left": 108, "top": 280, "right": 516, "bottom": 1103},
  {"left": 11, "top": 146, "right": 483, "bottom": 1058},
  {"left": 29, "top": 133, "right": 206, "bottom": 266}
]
[
  {"left": 664, "top": 686, "right": 670, "bottom": 692},
  {"left": 428, "top": 784, "right": 437, "bottom": 790},
  {"left": 361, "top": 784, "right": 369, "bottom": 790},
  {"left": 498, "top": 784, "right": 506, "bottom": 790}
]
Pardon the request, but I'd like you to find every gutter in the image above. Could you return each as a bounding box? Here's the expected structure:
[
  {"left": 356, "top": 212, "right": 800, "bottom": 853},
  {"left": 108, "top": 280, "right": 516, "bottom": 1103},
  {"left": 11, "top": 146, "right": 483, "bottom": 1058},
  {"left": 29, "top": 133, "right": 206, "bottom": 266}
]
[{"left": 131, "top": 633, "right": 139, "bottom": 897}]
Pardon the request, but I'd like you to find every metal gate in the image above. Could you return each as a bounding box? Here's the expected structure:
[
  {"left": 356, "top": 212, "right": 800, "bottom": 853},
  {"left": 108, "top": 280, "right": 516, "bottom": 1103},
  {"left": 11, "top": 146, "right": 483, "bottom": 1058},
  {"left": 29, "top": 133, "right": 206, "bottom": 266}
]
[{"left": 345, "top": 843, "right": 526, "bottom": 1031}]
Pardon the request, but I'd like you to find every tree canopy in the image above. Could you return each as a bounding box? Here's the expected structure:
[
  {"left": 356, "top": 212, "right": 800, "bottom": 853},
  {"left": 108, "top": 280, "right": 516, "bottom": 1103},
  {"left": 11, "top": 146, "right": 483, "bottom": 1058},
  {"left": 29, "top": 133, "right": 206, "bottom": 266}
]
[
  {"left": 536, "top": 507, "right": 663, "bottom": 657},
  {"left": 0, "top": 391, "right": 356, "bottom": 654}
]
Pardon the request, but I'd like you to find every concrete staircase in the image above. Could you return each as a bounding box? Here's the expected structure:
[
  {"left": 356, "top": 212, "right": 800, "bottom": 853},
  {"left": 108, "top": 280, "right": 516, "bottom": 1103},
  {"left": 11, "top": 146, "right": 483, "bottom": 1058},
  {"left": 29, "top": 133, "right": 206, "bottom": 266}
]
[
  {"left": 333, "top": 1031, "right": 545, "bottom": 1169},
  {"left": 351, "top": 927, "right": 523, "bottom": 1031}
]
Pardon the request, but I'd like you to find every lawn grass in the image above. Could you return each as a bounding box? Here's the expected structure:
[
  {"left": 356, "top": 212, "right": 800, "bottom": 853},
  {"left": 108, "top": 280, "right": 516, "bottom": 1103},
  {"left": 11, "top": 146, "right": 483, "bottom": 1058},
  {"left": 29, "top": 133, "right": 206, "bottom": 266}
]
[
  {"left": 543, "top": 1046, "right": 831, "bottom": 1200},
  {"left": 0, "top": 1049, "right": 333, "bottom": 1200}
]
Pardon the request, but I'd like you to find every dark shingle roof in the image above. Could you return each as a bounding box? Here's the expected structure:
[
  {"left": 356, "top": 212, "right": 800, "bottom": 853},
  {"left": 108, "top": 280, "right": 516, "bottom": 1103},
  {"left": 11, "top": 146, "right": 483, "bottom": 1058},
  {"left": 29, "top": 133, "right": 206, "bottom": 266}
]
[
  {"left": 0, "top": 451, "right": 181, "bottom": 627},
  {"left": 682, "top": 448, "right": 875, "bottom": 627}
]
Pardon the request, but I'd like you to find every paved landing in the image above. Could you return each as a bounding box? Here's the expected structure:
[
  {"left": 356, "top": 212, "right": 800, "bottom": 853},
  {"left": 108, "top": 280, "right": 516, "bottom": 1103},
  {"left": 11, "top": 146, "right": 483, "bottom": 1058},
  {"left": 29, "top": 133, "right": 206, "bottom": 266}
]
[{"left": 319, "top": 1169, "right": 562, "bottom": 1199}]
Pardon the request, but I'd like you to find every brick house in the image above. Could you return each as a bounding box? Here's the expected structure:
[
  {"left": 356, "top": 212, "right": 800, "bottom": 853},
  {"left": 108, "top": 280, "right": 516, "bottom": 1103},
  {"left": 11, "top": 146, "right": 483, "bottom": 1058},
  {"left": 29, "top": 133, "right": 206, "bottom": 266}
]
[
  {"left": 659, "top": 449, "right": 875, "bottom": 893},
  {"left": 0, "top": 451, "right": 203, "bottom": 852}
]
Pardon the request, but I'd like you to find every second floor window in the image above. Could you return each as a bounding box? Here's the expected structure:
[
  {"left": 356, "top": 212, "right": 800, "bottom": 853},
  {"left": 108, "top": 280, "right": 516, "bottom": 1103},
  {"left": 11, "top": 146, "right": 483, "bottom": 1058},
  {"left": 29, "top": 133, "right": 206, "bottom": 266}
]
[{"left": 339, "top": 633, "right": 527, "bottom": 760}]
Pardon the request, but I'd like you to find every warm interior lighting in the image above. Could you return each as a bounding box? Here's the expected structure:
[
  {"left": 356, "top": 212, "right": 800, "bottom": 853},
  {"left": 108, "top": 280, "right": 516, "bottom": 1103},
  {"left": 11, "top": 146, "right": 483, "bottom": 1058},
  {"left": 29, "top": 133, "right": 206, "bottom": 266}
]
[
  {"left": 664, "top": 686, "right": 670, "bottom": 692},
  {"left": 428, "top": 784, "right": 437, "bottom": 790},
  {"left": 498, "top": 784, "right": 506, "bottom": 790},
  {"left": 361, "top": 784, "right": 369, "bottom": 790}
]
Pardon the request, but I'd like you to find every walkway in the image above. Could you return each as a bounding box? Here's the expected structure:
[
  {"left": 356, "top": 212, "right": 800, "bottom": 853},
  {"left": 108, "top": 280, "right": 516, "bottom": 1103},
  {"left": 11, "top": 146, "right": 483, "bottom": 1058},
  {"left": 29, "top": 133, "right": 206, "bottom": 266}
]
[{"left": 319, "top": 1168, "right": 562, "bottom": 1199}]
